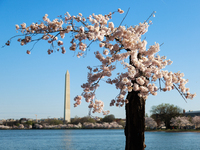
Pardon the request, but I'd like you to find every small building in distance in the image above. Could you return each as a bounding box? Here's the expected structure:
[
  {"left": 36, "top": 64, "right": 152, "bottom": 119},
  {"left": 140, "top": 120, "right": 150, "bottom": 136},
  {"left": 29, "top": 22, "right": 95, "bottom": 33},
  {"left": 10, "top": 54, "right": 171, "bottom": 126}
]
[{"left": 183, "top": 110, "right": 200, "bottom": 117}]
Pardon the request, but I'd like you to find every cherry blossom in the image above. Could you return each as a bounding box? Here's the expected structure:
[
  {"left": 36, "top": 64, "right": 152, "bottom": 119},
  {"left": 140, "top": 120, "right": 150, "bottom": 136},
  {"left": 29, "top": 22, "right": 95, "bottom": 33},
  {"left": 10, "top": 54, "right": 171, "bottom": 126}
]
[
  {"left": 5, "top": 8, "right": 196, "bottom": 115},
  {"left": 170, "top": 116, "right": 191, "bottom": 129},
  {"left": 192, "top": 116, "right": 200, "bottom": 129},
  {"left": 145, "top": 117, "right": 157, "bottom": 129}
]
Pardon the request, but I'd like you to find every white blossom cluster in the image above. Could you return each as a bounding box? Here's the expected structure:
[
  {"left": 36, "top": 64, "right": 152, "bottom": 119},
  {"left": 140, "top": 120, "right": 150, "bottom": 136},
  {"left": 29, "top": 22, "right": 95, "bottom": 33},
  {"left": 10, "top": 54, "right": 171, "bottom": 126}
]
[
  {"left": 7, "top": 9, "right": 196, "bottom": 115},
  {"left": 170, "top": 116, "right": 192, "bottom": 129},
  {"left": 145, "top": 117, "right": 157, "bottom": 129},
  {"left": 192, "top": 116, "right": 200, "bottom": 129},
  {"left": 83, "top": 121, "right": 123, "bottom": 128}
]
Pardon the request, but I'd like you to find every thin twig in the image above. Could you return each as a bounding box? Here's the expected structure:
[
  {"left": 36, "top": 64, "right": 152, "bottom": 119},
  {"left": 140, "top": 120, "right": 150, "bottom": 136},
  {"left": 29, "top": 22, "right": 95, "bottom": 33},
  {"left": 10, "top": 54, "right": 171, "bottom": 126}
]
[
  {"left": 109, "top": 8, "right": 130, "bottom": 37},
  {"left": 119, "top": 7, "right": 130, "bottom": 27},
  {"left": 159, "top": 78, "right": 161, "bottom": 91},
  {"left": 160, "top": 78, "right": 187, "bottom": 103},
  {"left": 29, "top": 37, "right": 42, "bottom": 51},
  {"left": 173, "top": 84, "right": 187, "bottom": 103},
  {"left": 144, "top": 11, "right": 156, "bottom": 23},
  {"left": 160, "top": 43, "right": 164, "bottom": 47},
  {"left": 87, "top": 40, "right": 95, "bottom": 48}
]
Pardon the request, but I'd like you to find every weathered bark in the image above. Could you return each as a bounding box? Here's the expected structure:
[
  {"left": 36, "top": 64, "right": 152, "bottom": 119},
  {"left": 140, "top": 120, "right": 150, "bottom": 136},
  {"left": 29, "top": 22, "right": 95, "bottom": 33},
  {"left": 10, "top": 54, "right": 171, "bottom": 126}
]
[{"left": 125, "top": 90, "right": 146, "bottom": 150}]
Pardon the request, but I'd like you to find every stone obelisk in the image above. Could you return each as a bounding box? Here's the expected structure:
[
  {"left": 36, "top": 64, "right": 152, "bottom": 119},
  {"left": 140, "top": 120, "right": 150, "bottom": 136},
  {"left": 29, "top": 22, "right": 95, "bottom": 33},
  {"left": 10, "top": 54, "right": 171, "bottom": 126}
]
[{"left": 64, "top": 70, "right": 70, "bottom": 123}]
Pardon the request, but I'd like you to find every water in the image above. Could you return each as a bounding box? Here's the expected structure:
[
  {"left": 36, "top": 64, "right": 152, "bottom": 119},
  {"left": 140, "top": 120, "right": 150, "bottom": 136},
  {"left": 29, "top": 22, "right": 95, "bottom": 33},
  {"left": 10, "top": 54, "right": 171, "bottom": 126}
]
[
  {"left": 0, "top": 129, "right": 124, "bottom": 150},
  {"left": 0, "top": 129, "right": 200, "bottom": 150},
  {"left": 145, "top": 131, "right": 200, "bottom": 150}
]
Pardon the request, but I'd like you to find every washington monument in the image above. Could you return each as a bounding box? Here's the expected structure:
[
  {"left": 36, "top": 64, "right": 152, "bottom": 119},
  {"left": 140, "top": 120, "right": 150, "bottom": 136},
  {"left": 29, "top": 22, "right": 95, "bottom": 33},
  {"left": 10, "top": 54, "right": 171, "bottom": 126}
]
[{"left": 64, "top": 70, "right": 70, "bottom": 122}]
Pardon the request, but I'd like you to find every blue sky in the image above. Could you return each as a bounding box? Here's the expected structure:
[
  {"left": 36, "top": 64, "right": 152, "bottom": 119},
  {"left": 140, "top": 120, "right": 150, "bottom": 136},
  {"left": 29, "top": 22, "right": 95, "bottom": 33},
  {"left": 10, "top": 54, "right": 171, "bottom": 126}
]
[{"left": 0, "top": 0, "right": 199, "bottom": 119}]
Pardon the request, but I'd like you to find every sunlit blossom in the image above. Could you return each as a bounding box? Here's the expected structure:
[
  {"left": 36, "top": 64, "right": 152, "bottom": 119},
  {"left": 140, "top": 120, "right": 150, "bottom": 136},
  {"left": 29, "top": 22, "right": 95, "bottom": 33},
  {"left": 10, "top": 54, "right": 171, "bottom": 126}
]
[{"left": 7, "top": 8, "right": 195, "bottom": 115}]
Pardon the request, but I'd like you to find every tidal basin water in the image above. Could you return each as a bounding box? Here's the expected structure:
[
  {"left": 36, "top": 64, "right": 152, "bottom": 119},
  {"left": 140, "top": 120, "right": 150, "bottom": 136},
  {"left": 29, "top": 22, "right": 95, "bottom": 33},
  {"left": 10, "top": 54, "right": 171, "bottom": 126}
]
[{"left": 0, "top": 129, "right": 200, "bottom": 150}]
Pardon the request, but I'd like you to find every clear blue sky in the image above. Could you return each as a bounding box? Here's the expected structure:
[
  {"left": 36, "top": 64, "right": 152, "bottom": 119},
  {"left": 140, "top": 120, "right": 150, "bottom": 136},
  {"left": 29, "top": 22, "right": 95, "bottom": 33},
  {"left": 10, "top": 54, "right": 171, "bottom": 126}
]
[{"left": 0, "top": 0, "right": 199, "bottom": 119}]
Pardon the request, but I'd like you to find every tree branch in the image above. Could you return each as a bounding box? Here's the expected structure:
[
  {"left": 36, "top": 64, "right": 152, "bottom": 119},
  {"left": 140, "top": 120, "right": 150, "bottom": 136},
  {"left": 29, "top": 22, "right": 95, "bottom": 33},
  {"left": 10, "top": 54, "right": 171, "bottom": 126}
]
[
  {"left": 144, "top": 11, "right": 156, "bottom": 23},
  {"left": 119, "top": 7, "right": 130, "bottom": 27}
]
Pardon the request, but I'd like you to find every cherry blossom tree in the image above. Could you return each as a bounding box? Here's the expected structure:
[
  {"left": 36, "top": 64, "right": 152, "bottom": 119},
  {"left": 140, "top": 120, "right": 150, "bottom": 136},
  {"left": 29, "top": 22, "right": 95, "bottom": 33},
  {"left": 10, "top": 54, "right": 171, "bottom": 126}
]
[
  {"left": 145, "top": 117, "right": 157, "bottom": 129},
  {"left": 4, "top": 8, "right": 196, "bottom": 150},
  {"left": 170, "top": 117, "right": 181, "bottom": 129},
  {"left": 170, "top": 116, "right": 191, "bottom": 129},
  {"left": 192, "top": 116, "right": 200, "bottom": 129},
  {"left": 158, "top": 121, "right": 166, "bottom": 128}
]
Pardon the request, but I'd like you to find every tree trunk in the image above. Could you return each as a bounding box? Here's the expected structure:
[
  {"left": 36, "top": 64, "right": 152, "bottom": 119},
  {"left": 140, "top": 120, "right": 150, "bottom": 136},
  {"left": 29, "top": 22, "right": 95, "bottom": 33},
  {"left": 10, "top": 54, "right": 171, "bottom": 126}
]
[
  {"left": 165, "top": 120, "right": 171, "bottom": 129},
  {"left": 125, "top": 90, "right": 146, "bottom": 150}
]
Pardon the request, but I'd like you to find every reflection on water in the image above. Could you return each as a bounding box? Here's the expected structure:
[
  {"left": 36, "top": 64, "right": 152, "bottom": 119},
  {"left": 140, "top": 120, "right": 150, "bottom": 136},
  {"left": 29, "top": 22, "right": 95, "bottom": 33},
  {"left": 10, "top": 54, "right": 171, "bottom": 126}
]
[
  {"left": 0, "top": 129, "right": 200, "bottom": 150},
  {"left": 62, "top": 130, "right": 73, "bottom": 150},
  {"left": 61, "top": 129, "right": 125, "bottom": 150}
]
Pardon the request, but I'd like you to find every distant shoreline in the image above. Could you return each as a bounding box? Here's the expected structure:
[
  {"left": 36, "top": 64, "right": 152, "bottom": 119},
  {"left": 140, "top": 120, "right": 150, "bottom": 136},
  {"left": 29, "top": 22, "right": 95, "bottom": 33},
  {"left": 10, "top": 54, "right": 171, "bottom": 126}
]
[
  {"left": 145, "top": 129, "right": 200, "bottom": 133},
  {"left": 1, "top": 128, "right": 200, "bottom": 132},
  {"left": 0, "top": 128, "right": 123, "bottom": 130}
]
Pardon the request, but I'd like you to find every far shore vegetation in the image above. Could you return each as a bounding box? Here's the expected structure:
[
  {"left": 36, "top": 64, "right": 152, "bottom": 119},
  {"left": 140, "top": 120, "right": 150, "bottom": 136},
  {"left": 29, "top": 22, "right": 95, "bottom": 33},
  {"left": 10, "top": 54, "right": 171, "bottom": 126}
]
[{"left": 1, "top": 103, "right": 200, "bottom": 131}]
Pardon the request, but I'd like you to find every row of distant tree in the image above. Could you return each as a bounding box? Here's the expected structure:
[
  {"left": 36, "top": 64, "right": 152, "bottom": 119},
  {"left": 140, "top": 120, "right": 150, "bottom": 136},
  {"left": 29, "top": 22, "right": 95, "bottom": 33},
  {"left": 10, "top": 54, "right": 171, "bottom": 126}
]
[
  {"left": 146, "top": 103, "right": 200, "bottom": 129},
  {"left": 145, "top": 116, "right": 200, "bottom": 129},
  {"left": 3, "top": 103, "right": 198, "bottom": 129},
  {"left": 2, "top": 114, "right": 125, "bottom": 127},
  {"left": 70, "top": 114, "right": 125, "bottom": 126}
]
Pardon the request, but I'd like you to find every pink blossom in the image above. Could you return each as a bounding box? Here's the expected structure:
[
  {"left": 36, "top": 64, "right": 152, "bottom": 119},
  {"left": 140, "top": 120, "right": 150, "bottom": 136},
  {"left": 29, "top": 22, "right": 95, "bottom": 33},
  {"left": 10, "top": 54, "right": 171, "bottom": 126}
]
[
  {"left": 103, "top": 49, "right": 109, "bottom": 55},
  {"left": 61, "top": 47, "right": 66, "bottom": 54},
  {"left": 136, "top": 77, "right": 145, "bottom": 85},
  {"left": 8, "top": 9, "right": 196, "bottom": 115},
  {"left": 26, "top": 50, "right": 31, "bottom": 54},
  {"left": 133, "top": 83, "right": 140, "bottom": 91},
  {"left": 99, "top": 43, "right": 105, "bottom": 48},
  {"left": 117, "top": 8, "right": 124, "bottom": 14},
  {"left": 57, "top": 40, "right": 63, "bottom": 46},
  {"left": 15, "top": 24, "right": 20, "bottom": 30}
]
